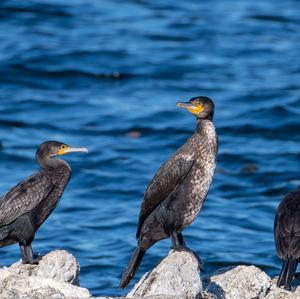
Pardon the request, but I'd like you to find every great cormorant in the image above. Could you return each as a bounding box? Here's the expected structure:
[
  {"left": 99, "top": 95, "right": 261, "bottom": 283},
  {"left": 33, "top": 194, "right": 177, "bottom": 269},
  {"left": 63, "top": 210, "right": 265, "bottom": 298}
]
[
  {"left": 120, "top": 96, "right": 218, "bottom": 288},
  {"left": 275, "top": 187, "right": 300, "bottom": 289},
  {"left": 0, "top": 141, "right": 88, "bottom": 264}
]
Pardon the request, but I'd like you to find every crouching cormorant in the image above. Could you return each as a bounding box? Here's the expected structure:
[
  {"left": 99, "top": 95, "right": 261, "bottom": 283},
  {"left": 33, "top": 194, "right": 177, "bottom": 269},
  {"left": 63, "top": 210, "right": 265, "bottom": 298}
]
[
  {"left": 120, "top": 96, "right": 218, "bottom": 288},
  {"left": 0, "top": 141, "right": 88, "bottom": 264},
  {"left": 275, "top": 186, "right": 300, "bottom": 289}
]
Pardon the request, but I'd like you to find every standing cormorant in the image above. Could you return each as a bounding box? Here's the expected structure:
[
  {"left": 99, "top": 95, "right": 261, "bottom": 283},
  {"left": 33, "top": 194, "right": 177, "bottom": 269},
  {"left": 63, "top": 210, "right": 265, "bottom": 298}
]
[
  {"left": 120, "top": 96, "right": 218, "bottom": 288},
  {"left": 275, "top": 187, "right": 300, "bottom": 289},
  {"left": 0, "top": 141, "right": 88, "bottom": 264}
]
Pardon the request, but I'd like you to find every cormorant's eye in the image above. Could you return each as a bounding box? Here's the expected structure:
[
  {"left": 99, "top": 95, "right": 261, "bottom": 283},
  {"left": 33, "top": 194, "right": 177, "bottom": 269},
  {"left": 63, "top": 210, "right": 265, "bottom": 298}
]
[{"left": 60, "top": 145, "right": 66, "bottom": 149}]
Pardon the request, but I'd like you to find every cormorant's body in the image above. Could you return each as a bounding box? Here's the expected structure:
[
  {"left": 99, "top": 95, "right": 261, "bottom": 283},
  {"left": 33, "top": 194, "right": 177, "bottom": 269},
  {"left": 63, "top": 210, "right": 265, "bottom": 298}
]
[
  {"left": 0, "top": 141, "right": 87, "bottom": 264},
  {"left": 120, "top": 96, "right": 218, "bottom": 288},
  {"left": 275, "top": 187, "right": 300, "bottom": 289}
]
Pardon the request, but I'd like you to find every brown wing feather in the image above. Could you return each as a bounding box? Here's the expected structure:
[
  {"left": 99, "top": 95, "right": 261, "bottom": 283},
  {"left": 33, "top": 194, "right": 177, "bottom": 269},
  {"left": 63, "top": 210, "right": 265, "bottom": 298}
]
[
  {"left": 0, "top": 170, "right": 54, "bottom": 226},
  {"left": 136, "top": 157, "right": 194, "bottom": 238}
]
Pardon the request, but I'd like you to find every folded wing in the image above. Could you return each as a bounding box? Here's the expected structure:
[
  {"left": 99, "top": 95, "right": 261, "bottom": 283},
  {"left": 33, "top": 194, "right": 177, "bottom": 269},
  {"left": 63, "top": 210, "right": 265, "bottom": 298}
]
[
  {"left": 136, "top": 157, "right": 194, "bottom": 238},
  {"left": 0, "top": 170, "right": 54, "bottom": 226}
]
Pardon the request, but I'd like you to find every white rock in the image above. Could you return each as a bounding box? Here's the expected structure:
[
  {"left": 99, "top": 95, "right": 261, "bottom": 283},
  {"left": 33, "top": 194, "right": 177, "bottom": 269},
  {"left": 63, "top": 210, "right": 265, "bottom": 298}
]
[
  {"left": 95, "top": 297, "right": 185, "bottom": 299},
  {"left": 264, "top": 276, "right": 300, "bottom": 299},
  {"left": 0, "top": 250, "right": 91, "bottom": 299},
  {"left": 204, "top": 265, "right": 271, "bottom": 299},
  {"left": 127, "top": 250, "right": 203, "bottom": 299},
  {"left": 8, "top": 249, "right": 80, "bottom": 285},
  {"left": 3, "top": 248, "right": 294, "bottom": 299},
  {"left": 37, "top": 250, "right": 80, "bottom": 285}
]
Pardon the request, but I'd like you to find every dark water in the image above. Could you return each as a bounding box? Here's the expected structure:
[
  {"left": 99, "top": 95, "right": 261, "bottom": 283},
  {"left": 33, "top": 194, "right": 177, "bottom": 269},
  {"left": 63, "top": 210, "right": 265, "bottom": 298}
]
[{"left": 0, "top": 0, "right": 300, "bottom": 296}]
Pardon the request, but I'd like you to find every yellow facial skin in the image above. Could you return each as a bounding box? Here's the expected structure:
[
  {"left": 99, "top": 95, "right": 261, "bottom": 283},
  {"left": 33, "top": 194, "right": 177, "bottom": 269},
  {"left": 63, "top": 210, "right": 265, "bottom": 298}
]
[
  {"left": 57, "top": 145, "right": 70, "bottom": 156},
  {"left": 176, "top": 101, "right": 204, "bottom": 115}
]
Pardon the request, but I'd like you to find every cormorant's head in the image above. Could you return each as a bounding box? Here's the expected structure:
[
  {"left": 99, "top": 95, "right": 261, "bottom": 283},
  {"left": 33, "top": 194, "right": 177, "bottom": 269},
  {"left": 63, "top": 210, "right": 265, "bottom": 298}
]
[
  {"left": 176, "top": 96, "right": 214, "bottom": 120},
  {"left": 36, "top": 141, "right": 88, "bottom": 159}
]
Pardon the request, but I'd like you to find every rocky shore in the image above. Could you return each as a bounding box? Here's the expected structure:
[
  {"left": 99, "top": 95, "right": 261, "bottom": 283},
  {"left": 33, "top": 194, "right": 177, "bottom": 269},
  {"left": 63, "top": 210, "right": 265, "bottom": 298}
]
[{"left": 0, "top": 249, "right": 299, "bottom": 299}]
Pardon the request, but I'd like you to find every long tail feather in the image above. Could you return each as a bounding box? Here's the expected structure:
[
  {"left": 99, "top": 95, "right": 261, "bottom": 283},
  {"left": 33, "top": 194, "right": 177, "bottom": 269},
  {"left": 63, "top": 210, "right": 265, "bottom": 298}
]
[
  {"left": 120, "top": 246, "right": 145, "bottom": 289},
  {"left": 277, "top": 259, "right": 298, "bottom": 289}
]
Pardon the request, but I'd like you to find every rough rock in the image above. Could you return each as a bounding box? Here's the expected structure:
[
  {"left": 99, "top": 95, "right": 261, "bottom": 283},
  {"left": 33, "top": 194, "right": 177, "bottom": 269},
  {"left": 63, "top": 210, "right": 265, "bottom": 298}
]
[
  {"left": 8, "top": 249, "right": 80, "bottom": 285},
  {"left": 5, "top": 248, "right": 300, "bottom": 299},
  {"left": 0, "top": 250, "right": 91, "bottom": 299},
  {"left": 127, "top": 250, "right": 203, "bottom": 298},
  {"left": 204, "top": 265, "right": 271, "bottom": 299},
  {"left": 264, "top": 276, "right": 300, "bottom": 299},
  {"left": 95, "top": 297, "right": 189, "bottom": 299}
]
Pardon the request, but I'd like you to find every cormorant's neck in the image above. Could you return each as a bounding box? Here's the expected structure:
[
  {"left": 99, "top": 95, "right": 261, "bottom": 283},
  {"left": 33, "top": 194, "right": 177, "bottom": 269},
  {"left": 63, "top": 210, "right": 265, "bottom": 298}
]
[
  {"left": 195, "top": 116, "right": 213, "bottom": 132},
  {"left": 36, "top": 154, "right": 70, "bottom": 170}
]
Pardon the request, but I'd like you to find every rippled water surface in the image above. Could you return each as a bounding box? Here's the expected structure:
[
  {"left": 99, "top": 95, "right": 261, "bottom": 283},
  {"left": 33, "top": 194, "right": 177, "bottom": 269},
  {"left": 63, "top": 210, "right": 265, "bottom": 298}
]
[{"left": 0, "top": 0, "right": 300, "bottom": 296}]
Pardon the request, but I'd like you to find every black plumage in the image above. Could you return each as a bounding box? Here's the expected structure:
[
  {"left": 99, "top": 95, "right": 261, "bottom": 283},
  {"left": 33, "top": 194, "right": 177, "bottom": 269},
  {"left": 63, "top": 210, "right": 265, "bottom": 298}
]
[
  {"left": 120, "top": 96, "right": 218, "bottom": 288},
  {"left": 0, "top": 141, "right": 87, "bottom": 264},
  {"left": 275, "top": 187, "right": 300, "bottom": 289}
]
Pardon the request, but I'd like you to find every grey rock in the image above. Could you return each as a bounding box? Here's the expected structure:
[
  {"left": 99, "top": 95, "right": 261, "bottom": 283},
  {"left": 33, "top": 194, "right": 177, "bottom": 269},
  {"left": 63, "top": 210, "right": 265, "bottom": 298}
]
[
  {"left": 37, "top": 249, "right": 80, "bottom": 285},
  {"left": 0, "top": 250, "right": 91, "bottom": 299},
  {"left": 204, "top": 265, "right": 271, "bottom": 299},
  {"left": 4, "top": 248, "right": 300, "bottom": 299},
  {"left": 94, "top": 297, "right": 185, "bottom": 299},
  {"left": 265, "top": 276, "right": 300, "bottom": 299},
  {"left": 95, "top": 297, "right": 188, "bottom": 299},
  {"left": 127, "top": 250, "right": 203, "bottom": 299},
  {"left": 9, "top": 249, "right": 80, "bottom": 285}
]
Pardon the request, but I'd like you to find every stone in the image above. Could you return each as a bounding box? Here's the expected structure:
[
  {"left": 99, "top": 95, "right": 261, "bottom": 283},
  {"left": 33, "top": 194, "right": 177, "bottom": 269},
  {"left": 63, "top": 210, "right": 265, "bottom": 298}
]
[
  {"left": 204, "top": 265, "right": 271, "bottom": 299},
  {"left": 8, "top": 249, "right": 80, "bottom": 285},
  {"left": 95, "top": 297, "right": 186, "bottom": 299},
  {"left": 4, "top": 248, "right": 300, "bottom": 299},
  {"left": 265, "top": 276, "right": 300, "bottom": 299},
  {"left": 0, "top": 250, "right": 91, "bottom": 299},
  {"left": 127, "top": 250, "right": 203, "bottom": 298},
  {"left": 37, "top": 249, "right": 80, "bottom": 285},
  {"left": 94, "top": 297, "right": 186, "bottom": 299}
]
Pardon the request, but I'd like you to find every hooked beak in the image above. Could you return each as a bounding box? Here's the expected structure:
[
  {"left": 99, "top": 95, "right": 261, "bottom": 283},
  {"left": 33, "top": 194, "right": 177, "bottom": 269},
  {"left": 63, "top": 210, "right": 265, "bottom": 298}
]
[
  {"left": 176, "top": 101, "right": 204, "bottom": 115},
  {"left": 58, "top": 146, "right": 88, "bottom": 156}
]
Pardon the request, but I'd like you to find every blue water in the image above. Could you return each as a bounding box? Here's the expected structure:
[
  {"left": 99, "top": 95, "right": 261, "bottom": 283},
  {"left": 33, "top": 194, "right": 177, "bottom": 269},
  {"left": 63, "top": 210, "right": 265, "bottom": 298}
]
[{"left": 0, "top": 0, "right": 300, "bottom": 296}]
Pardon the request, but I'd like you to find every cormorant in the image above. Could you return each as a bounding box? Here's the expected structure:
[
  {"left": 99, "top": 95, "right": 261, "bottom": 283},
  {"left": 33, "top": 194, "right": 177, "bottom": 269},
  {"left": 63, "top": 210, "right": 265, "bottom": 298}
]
[
  {"left": 0, "top": 141, "right": 88, "bottom": 264},
  {"left": 275, "top": 187, "right": 300, "bottom": 289},
  {"left": 120, "top": 96, "right": 218, "bottom": 288}
]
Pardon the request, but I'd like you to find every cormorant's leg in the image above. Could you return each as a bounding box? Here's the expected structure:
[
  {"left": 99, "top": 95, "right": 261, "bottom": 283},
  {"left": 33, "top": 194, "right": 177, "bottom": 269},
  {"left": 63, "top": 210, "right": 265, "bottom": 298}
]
[
  {"left": 170, "top": 231, "right": 187, "bottom": 251},
  {"left": 177, "top": 232, "right": 187, "bottom": 247},
  {"left": 19, "top": 244, "right": 41, "bottom": 264}
]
